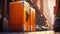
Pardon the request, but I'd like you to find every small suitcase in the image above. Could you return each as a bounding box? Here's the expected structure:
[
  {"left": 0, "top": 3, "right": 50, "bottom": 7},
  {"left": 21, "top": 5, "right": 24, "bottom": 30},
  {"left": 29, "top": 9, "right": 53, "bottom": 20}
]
[
  {"left": 9, "top": 1, "right": 30, "bottom": 32},
  {"left": 28, "top": 7, "right": 35, "bottom": 32}
]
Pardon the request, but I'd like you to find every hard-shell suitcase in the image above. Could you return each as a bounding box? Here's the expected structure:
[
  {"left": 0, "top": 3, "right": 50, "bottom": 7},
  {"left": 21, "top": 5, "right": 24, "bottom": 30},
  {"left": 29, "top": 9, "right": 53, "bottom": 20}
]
[
  {"left": 28, "top": 7, "right": 35, "bottom": 32},
  {"left": 9, "top": 1, "right": 30, "bottom": 32}
]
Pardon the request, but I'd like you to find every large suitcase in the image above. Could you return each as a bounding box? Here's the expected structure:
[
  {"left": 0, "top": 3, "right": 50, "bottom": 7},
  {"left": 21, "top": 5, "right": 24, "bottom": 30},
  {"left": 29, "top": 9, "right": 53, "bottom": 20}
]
[
  {"left": 9, "top": 1, "right": 30, "bottom": 32},
  {"left": 28, "top": 7, "right": 35, "bottom": 32}
]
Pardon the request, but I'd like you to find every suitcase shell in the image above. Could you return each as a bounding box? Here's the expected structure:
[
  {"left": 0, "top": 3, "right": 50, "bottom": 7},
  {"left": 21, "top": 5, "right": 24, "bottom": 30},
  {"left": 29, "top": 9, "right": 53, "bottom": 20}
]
[{"left": 9, "top": 1, "right": 30, "bottom": 32}]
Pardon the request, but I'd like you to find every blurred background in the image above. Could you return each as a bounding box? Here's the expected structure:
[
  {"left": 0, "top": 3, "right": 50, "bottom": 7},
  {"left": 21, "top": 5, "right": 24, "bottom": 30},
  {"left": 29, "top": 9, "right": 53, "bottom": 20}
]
[{"left": 0, "top": 0, "right": 60, "bottom": 34}]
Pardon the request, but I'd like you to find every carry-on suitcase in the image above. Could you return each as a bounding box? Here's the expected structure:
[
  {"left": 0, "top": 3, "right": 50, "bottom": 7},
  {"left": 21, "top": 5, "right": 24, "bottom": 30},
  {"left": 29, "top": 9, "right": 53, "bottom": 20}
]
[
  {"left": 28, "top": 7, "right": 35, "bottom": 32},
  {"left": 9, "top": 1, "right": 30, "bottom": 32}
]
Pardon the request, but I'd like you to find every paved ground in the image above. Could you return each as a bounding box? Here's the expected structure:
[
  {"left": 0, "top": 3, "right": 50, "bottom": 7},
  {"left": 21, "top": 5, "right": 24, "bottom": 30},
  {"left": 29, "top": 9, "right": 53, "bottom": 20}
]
[
  {"left": 28, "top": 31, "right": 60, "bottom": 34},
  {"left": 28, "top": 31, "right": 55, "bottom": 34},
  {"left": 0, "top": 31, "right": 60, "bottom": 34}
]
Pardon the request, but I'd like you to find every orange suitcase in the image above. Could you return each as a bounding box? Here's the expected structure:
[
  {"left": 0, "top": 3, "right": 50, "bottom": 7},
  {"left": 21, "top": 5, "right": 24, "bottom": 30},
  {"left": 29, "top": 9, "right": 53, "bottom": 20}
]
[
  {"left": 28, "top": 7, "right": 35, "bottom": 32},
  {"left": 9, "top": 1, "right": 30, "bottom": 32}
]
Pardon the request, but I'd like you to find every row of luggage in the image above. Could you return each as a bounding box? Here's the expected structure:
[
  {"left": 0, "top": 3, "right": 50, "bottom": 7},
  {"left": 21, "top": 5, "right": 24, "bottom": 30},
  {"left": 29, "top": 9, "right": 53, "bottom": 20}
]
[{"left": 9, "top": 1, "right": 35, "bottom": 32}]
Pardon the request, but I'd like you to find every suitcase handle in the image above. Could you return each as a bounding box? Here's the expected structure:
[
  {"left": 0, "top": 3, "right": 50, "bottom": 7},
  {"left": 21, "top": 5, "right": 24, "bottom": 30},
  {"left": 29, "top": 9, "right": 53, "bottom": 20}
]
[
  {"left": 12, "top": 0, "right": 26, "bottom": 2},
  {"left": 12, "top": 0, "right": 14, "bottom": 2},
  {"left": 12, "top": 0, "right": 20, "bottom": 2}
]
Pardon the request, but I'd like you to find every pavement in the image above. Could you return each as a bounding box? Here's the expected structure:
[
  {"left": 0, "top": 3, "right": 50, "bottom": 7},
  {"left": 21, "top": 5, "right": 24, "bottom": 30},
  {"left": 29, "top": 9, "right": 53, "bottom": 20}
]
[
  {"left": 0, "top": 31, "right": 60, "bottom": 34},
  {"left": 28, "top": 31, "right": 55, "bottom": 34}
]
